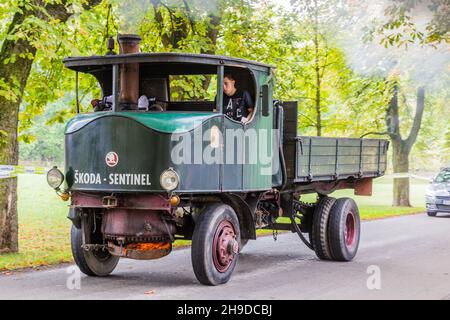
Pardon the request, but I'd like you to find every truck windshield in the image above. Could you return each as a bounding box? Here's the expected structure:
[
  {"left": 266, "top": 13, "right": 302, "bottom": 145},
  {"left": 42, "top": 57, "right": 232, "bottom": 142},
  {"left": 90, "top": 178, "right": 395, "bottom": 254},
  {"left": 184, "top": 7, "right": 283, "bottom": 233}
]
[
  {"left": 169, "top": 74, "right": 217, "bottom": 101},
  {"left": 167, "top": 74, "right": 218, "bottom": 112},
  {"left": 79, "top": 63, "right": 255, "bottom": 115}
]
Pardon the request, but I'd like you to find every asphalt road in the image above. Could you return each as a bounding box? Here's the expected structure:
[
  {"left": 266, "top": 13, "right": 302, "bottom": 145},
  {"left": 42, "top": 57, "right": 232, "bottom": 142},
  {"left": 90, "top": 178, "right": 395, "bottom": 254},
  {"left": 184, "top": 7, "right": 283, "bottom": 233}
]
[{"left": 1, "top": 213, "right": 450, "bottom": 300}]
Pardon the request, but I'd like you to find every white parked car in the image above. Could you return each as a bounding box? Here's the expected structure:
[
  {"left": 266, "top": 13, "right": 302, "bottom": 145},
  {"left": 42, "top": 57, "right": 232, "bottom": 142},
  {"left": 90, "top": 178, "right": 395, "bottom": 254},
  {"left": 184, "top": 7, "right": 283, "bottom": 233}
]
[{"left": 426, "top": 167, "right": 450, "bottom": 217}]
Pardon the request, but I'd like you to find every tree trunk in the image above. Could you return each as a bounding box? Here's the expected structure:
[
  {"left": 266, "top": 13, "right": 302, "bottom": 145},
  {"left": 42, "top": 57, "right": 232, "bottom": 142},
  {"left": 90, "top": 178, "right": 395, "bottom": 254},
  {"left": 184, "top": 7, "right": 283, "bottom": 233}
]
[
  {"left": 201, "top": 13, "right": 222, "bottom": 93},
  {"left": 314, "top": 55, "right": 321, "bottom": 136},
  {"left": 387, "top": 84, "right": 425, "bottom": 207},
  {"left": 0, "top": 0, "right": 100, "bottom": 253},
  {"left": 0, "top": 10, "right": 37, "bottom": 253},
  {"left": 392, "top": 139, "right": 411, "bottom": 206},
  {"left": 313, "top": 0, "right": 321, "bottom": 137}
]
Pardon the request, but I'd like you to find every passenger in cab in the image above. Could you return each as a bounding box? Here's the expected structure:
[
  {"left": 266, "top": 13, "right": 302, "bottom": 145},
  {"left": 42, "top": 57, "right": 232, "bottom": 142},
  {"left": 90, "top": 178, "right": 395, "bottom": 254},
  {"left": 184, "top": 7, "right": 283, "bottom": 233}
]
[{"left": 221, "top": 74, "right": 254, "bottom": 124}]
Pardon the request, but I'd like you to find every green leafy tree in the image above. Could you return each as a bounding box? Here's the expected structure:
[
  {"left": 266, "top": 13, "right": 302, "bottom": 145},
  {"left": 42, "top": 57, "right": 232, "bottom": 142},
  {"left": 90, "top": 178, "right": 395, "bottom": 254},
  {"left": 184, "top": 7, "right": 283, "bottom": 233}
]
[
  {"left": 444, "top": 127, "right": 450, "bottom": 165},
  {"left": 136, "top": 0, "right": 226, "bottom": 99},
  {"left": 19, "top": 102, "right": 67, "bottom": 165},
  {"left": 0, "top": 0, "right": 103, "bottom": 253},
  {"left": 2, "top": 0, "right": 448, "bottom": 254},
  {"left": 371, "top": 0, "right": 450, "bottom": 48},
  {"left": 346, "top": 0, "right": 450, "bottom": 206}
]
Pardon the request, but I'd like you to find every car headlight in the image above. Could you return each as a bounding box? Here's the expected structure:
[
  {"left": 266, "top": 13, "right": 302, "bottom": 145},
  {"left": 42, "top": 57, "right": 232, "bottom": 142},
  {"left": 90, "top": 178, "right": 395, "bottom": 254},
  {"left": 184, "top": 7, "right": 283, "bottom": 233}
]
[
  {"left": 426, "top": 195, "right": 436, "bottom": 203},
  {"left": 160, "top": 168, "right": 180, "bottom": 191},
  {"left": 426, "top": 187, "right": 436, "bottom": 198},
  {"left": 47, "top": 167, "right": 64, "bottom": 190}
]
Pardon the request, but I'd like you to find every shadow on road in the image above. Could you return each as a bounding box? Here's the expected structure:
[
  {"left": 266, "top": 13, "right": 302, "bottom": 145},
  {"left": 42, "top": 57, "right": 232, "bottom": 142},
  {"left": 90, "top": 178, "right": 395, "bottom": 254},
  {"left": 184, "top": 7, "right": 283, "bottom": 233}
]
[{"left": 75, "top": 248, "right": 318, "bottom": 290}]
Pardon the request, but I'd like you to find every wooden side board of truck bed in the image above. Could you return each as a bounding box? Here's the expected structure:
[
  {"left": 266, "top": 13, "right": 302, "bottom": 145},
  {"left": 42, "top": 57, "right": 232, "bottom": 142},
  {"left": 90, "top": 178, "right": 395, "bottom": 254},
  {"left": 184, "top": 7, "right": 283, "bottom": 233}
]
[
  {"left": 279, "top": 101, "right": 389, "bottom": 193},
  {"left": 295, "top": 136, "right": 388, "bottom": 183}
]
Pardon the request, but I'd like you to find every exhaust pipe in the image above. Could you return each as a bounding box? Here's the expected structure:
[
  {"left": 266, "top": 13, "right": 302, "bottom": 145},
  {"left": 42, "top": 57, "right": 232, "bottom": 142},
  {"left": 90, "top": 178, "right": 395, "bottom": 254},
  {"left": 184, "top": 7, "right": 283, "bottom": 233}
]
[{"left": 118, "top": 34, "right": 141, "bottom": 110}]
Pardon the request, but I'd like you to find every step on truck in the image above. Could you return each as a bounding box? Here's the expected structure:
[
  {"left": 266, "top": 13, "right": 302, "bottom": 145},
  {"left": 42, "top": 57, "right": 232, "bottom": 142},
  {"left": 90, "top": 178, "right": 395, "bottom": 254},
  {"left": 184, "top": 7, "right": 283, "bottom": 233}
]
[{"left": 47, "top": 35, "right": 389, "bottom": 285}]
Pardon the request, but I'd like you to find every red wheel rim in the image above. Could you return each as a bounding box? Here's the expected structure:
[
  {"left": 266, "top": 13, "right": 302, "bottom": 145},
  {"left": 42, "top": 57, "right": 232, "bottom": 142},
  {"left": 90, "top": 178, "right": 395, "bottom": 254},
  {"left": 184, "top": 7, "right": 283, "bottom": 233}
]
[
  {"left": 212, "top": 220, "right": 238, "bottom": 273},
  {"left": 344, "top": 212, "right": 356, "bottom": 247}
]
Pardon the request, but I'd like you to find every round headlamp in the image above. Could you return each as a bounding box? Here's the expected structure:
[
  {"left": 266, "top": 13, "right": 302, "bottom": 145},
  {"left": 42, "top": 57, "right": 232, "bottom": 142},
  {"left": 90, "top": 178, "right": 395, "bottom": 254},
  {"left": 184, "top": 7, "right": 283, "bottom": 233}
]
[
  {"left": 425, "top": 186, "right": 436, "bottom": 198},
  {"left": 160, "top": 168, "right": 180, "bottom": 191},
  {"left": 47, "top": 167, "right": 64, "bottom": 190}
]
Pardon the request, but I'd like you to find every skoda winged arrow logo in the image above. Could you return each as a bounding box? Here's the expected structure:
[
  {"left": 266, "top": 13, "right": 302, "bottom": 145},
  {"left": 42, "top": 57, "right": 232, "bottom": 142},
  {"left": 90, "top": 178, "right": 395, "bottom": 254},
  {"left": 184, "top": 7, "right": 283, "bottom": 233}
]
[{"left": 105, "top": 152, "right": 119, "bottom": 167}]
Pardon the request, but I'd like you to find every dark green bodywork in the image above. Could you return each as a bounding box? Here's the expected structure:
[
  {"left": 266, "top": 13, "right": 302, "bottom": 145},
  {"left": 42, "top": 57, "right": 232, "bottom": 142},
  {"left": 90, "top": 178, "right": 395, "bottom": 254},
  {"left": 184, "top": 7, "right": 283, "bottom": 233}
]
[
  {"left": 64, "top": 53, "right": 280, "bottom": 194},
  {"left": 66, "top": 112, "right": 217, "bottom": 134},
  {"left": 65, "top": 97, "right": 279, "bottom": 193},
  {"left": 66, "top": 112, "right": 223, "bottom": 192},
  {"left": 63, "top": 53, "right": 387, "bottom": 195}
]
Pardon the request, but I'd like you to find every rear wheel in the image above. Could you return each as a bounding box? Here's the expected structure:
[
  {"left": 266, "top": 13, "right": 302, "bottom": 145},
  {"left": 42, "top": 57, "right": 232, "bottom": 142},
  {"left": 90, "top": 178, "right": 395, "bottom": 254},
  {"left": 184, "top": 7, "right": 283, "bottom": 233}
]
[
  {"left": 191, "top": 203, "right": 240, "bottom": 286},
  {"left": 71, "top": 225, "right": 119, "bottom": 277},
  {"left": 311, "top": 196, "right": 336, "bottom": 260},
  {"left": 327, "top": 198, "right": 361, "bottom": 261}
]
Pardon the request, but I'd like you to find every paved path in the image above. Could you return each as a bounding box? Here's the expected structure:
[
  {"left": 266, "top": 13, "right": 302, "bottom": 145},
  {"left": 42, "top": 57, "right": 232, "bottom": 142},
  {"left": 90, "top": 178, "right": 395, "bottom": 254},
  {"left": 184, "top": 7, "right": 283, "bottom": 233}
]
[{"left": 1, "top": 213, "right": 450, "bottom": 300}]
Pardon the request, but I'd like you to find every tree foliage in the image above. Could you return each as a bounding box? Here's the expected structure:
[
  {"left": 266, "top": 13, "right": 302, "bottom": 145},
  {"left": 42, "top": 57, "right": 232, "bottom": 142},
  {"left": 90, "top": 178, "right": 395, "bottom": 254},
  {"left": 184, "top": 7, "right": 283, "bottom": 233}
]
[
  {"left": 0, "top": 0, "right": 104, "bottom": 253},
  {"left": 369, "top": 0, "right": 450, "bottom": 48},
  {"left": 0, "top": 0, "right": 447, "bottom": 170}
]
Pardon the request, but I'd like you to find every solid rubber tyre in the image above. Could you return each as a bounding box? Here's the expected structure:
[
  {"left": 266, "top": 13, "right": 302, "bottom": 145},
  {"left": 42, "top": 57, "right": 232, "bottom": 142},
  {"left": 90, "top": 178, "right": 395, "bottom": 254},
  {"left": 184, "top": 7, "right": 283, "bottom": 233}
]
[
  {"left": 71, "top": 225, "right": 119, "bottom": 277},
  {"left": 191, "top": 203, "right": 240, "bottom": 286},
  {"left": 311, "top": 197, "right": 336, "bottom": 260},
  {"left": 328, "top": 198, "right": 361, "bottom": 261}
]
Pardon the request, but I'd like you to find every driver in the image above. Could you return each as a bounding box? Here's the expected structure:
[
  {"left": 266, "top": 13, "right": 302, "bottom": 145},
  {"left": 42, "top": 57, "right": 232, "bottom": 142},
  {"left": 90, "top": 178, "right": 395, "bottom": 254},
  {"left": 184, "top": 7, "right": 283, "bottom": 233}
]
[{"left": 221, "top": 74, "right": 254, "bottom": 124}]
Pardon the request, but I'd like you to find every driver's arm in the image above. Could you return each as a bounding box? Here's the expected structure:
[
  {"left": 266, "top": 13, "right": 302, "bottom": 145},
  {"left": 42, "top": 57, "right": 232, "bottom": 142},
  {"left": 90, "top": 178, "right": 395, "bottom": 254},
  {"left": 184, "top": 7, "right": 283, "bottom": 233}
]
[
  {"left": 241, "top": 91, "right": 254, "bottom": 124},
  {"left": 247, "top": 108, "right": 254, "bottom": 121}
]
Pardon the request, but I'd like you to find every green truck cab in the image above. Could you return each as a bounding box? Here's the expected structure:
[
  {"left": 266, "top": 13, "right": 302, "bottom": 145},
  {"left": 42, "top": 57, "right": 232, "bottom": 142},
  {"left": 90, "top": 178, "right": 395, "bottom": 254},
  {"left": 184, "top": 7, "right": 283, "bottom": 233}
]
[{"left": 48, "top": 35, "right": 388, "bottom": 285}]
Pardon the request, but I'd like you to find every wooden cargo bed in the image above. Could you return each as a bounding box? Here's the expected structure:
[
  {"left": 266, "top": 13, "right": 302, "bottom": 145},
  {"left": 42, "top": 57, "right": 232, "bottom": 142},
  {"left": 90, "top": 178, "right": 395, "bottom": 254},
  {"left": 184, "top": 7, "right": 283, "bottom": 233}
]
[
  {"left": 295, "top": 136, "right": 388, "bottom": 183},
  {"left": 280, "top": 101, "right": 389, "bottom": 187}
]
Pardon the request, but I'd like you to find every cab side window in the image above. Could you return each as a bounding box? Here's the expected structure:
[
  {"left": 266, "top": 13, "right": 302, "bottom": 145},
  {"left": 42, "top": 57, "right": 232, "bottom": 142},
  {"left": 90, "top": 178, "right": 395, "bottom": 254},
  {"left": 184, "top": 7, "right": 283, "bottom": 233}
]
[{"left": 221, "top": 69, "right": 256, "bottom": 124}]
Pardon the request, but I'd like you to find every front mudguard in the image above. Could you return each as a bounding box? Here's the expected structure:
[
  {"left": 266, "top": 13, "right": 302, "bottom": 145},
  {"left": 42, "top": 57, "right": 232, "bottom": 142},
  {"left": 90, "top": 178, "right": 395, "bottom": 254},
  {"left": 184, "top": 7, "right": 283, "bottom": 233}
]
[{"left": 67, "top": 207, "right": 82, "bottom": 229}]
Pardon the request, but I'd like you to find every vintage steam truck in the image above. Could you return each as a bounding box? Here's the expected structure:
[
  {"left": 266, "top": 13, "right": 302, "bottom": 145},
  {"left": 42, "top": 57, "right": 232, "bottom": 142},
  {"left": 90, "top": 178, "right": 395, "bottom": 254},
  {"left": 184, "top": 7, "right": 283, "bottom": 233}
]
[{"left": 47, "top": 35, "right": 388, "bottom": 285}]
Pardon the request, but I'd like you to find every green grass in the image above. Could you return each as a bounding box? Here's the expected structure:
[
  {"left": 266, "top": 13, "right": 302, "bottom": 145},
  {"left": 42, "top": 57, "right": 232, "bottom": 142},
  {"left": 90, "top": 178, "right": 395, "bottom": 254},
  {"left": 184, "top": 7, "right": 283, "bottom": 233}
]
[
  {"left": 0, "top": 175, "right": 426, "bottom": 271},
  {"left": 1, "top": 175, "right": 72, "bottom": 271}
]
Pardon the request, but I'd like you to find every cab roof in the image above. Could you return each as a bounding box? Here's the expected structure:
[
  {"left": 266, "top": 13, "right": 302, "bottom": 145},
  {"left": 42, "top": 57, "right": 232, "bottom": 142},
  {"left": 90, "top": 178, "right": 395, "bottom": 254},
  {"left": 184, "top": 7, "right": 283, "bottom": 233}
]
[{"left": 63, "top": 52, "right": 274, "bottom": 74}]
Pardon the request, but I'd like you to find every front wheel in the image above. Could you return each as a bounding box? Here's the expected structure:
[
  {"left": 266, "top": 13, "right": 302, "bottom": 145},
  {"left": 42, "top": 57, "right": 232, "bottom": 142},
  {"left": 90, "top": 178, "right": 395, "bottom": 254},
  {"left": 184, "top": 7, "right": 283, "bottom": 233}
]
[
  {"left": 191, "top": 204, "right": 241, "bottom": 286},
  {"left": 427, "top": 211, "right": 437, "bottom": 217},
  {"left": 71, "top": 225, "right": 119, "bottom": 277}
]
